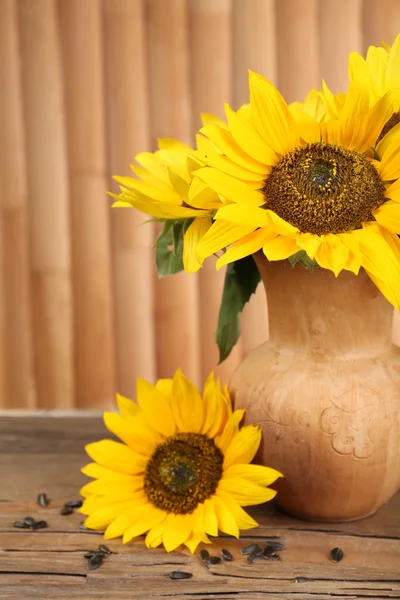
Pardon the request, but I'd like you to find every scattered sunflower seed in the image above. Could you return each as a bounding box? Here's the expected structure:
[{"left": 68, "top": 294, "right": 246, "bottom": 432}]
[
  {"left": 247, "top": 554, "right": 266, "bottom": 564},
  {"left": 249, "top": 546, "right": 264, "bottom": 558},
  {"left": 60, "top": 506, "right": 74, "bottom": 516},
  {"left": 23, "top": 517, "right": 36, "bottom": 527},
  {"left": 200, "top": 549, "right": 210, "bottom": 561},
  {"left": 31, "top": 520, "right": 48, "bottom": 530},
  {"left": 240, "top": 543, "right": 261, "bottom": 555},
  {"left": 264, "top": 540, "right": 285, "bottom": 551},
  {"left": 13, "top": 520, "right": 30, "bottom": 529},
  {"left": 264, "top": 545, "right": 274, "bottom": 557},
  {"left": 221, "top": 548, "right": 233, "bottom": 561},
  {"left": 64, "top": 499, "right": 83, "bottom": 509},
  {"left": 37, "top": 493, "right": 49, "bottom": 508},
  {"left": 98, "top": 544, "right": 112, "bottom": 555},
  {"left": 88, "top": 554, "right": 104, "bottom": 571},
  {"left": 330, "top": 547, "right": 344, "bottom": 563},
  {"left": 204, "top": 556, "right": 222, "bottom": 565},
  {"left": 168, "top": 571, "right": 193, "bottom": 580},
  {"left": 268, "top": 552, "right": 281, "bottom": 561},
  {"left": 84, "top": 551, "right": 104, "bottom": 559}
]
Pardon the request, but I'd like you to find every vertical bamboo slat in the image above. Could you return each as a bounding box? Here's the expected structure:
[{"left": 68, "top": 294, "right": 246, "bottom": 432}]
[
  {"left": 319, "top": 0, "right": 363, "bottom": 93},
  {"left": 363, "top": 0, "right": 400, "bottom": 49},
  {"left": 276, "top": 0, "right": 320, "bottom": 103},
  {"left": 59, "top": 0, "right": 116, "bottom": 408},
  {"left": 103, "top": 0, "right": 156, "bottom": 397},
  {"left": 0, "top": 0, "right": 35, "bottom": 408},
  {"left": 232, "top": 0, "right": 276, "bottom": 356},
  {"left": 189, "top": 0, "right": 243, "bottom": 383},
  {"left": 18, "top": 0, "right": 74, "bottom": 408},
  {"left": 145, "top": 0, "right": 200, "bottom": 387}
]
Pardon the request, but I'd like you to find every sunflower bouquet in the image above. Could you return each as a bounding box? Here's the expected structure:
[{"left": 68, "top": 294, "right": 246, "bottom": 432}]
[{"left": 112, "top": 37, "right": 400, "bottom": 361}]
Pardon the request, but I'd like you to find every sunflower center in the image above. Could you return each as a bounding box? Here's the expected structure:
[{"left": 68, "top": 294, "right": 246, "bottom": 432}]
[
  {"left": 144, "top": 432, "right": 224, "bottom": 514},
  {"left": 376, "top": 111, "right": 400, "bottom": 145},
  {"left": 263, "top": 141, "right": 386, "bottom": 235}
]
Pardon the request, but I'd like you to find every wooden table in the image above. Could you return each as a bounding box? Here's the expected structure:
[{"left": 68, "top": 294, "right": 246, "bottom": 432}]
[{"left": 1, "top": 416, "right": 400, "bottom": 599}]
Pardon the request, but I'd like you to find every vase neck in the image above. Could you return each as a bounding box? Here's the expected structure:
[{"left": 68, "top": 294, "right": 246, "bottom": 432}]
[{"left": 253, "top": 253, "right": 394, "bottom": 354}]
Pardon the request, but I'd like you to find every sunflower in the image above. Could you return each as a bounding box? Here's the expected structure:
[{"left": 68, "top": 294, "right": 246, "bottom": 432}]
[
  {"left": 110, "top": 138, "right": 225, "bottom": 273},
  {"left": 192, "top": 72, "right": 400, "bottom": 309},
  {"left": 80, "top": 370, "right": 282, "bottom": 553}
]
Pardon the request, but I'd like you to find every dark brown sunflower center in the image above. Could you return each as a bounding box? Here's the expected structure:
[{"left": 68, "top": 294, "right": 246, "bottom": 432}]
[
  {"left": 144, "top": 432, "right": 223, "bottom": 514},
  {"left": 263, "top": 142, "right": 386, "bottom": 235},
  {"left": 376, "top": 111, "right": 400, "bottom": 145}
]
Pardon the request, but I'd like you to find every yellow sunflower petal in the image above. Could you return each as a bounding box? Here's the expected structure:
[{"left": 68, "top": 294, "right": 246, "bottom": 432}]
[
  {"left": 377, "top": 122, "right": 400, "bottom": 181},
  {"left": 215, "top": 410, "right": 245, "bottom": 454},
  {"left": 314, "top": 234, "right": 349, "bottom": 277},
  {"left": 201, "top": 119, "right": 269, "bottom": 174},
  {"left": 223, "top": 463, "right": 283, "bottom": 487},
  {"left": 122, "top": 505, "right": 167, "bottom": 544},
  {"left": 184, "top": 532, "right": 211, "bottom": 553},
  {"left": 195, "top": 150, "right": 267, "bottom": 182},
  {"left": 145, "top": 524, "right": 165, "bottom": 549},
  {"left": 172, "top": 369, "right": 205, "bottom": 433},
  {"left": 196, "top": 220, "right": 255, "bottom": 264},
  {"left": 83, "top": 500, "right": 135, "bottom": 530},
  {"left": 80, "top": 476, "right": 143, "bottom": 498},
  {"left": 162, "top": 513, "right": 192, "bottom": 552},
  {"left": 215, "top": 204, "right": 270, "bottom": 228},
  {"left": 103, "top": 411, "right": 156, "bottom": 456},
  {"left": 203, "top": 498, "right": 219, "bottom": 537},
  {"left": 216, "top": 490, "right": 259, "bottom": 530},
  {"left": 218, "top": 477, "right": 277, "bottom": 506},
  {"left": 249, "top": 70, "right": 297, "bottom": 155},
  {"left": 116, "top": 393, "right": 139, "bottom": 420},
  {"left": 295, "top": 232, "right": 321, "bottom": 259},
  {"left": 374, "top": 200, "right": 400, "bottom": 233},
  {"left": 136, "top": 378, "right": 176, "bottom": 438},
  {"left": 183, "top": 217, "right": 212, "bottom": 273},
  {"left": 216, "top": 229, "right": 276, "bottom": 269},
  {"left": 212, "top": 495, "right": 239, "bottom": 538},
  {"left": 223, "top": 426, "right": 262, "bottom": 470},
  {"left": 85, "top": 440, "right": 147, "bottom": 475},
  {"left": 263, "top": 235, "right": 299, "bottom": 261},
  {"left": 81, "top": 462, "right": 129, "bottom": 481},
  {"left": 104, "top": 502, "right": 149, "bottom": 540},
  {"left": 155, "top": 378, "right": 173, "bottom": 398},
  {"left": 337, "top": 82, "right": 370, "bottom": 151},
  {"left": 385, "top": 32, "right": 400, "bottom": 89},
  {"left": 188, "top": 177, "right": 222, "bottom": 210},
  {"left": 194, "top": 167, "right": 265, "bottom": 207},
  {"left": 201, "top": 375, "right": 224, "bottom": 437},
  {"left": 385, "top": 178, "right": 400, "bottom": 202},
  {"left": 337, "top": 232, "right": 362, "bottom": 276}
]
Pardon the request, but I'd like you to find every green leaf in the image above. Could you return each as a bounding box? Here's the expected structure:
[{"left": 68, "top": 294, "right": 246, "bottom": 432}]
[
  {"left": 155, "top": 218, "right": 194, "bottom": 277},
  {"left": 216, "top": 255, "right": 261, "bottom": 363},
  {"left": 288, "top": 250, "right": 319, "bottom": 273}
]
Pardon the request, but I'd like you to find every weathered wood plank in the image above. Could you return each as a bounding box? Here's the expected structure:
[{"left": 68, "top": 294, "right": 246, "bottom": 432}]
[{"left": 1, "top": 416, "right": 400, "bottom": 599}]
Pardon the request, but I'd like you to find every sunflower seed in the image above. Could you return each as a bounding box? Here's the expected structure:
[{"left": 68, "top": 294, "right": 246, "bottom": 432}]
[
  {"left": 200, "top": 549, "right": 210, "bottom": 561},
  {"left": 204, "top": 556, "right": 222, "bottom": 565},
  {"left": 60, "top": 506, "right": 74, "bottom": 516},
  {"left": 221, "top": 548, "right": 233, "bottom": 561},
  {"left": 37, "top": 493, "right": 49, "bottom": 508},
  {"left": 240, "top": 543, "right": 261, "bottom": 555},
  {"left": 247, "top": 554, "right": 265, "bottom": 564},
  {"left": 88, "top": 554, "right": 104, "bottom": 570},
  {"left": 98, "top": 544, "right": 112, "bottom": 555},
  {"left": 84, "top": 551, "right": 104, "bottom": 559},
  {"left": 13, "top": 520, "right": 30, "bottom": 529},
  {"left": 249, "top": 546, "right": 264, "bottom": 558},
  {"left": 330, "top": 547, "right": 344, "bottom": 563},
  {"left": 168, "top": 571, "right": 193, "bottom": 580},
  {"left": 31, "top": 520, "right": 48, "bottom": 530},
  {"left": 264, "top": 544, "right": 274, "bottom": 557},
  {"left": 64, "top": 499, "right": 83, "bottom": 509},
  {"left": 264, "top": 540, "right": 285, "bottom": 551},
  {"left": 268, "top": 552, "right": 281, "bottom": 561},
  {"left": 23, "top": 517, "right": 36, "bottom": 527}
]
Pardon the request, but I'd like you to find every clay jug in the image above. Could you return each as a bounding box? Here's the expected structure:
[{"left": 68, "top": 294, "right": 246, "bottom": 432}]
[{"left": 230, "top": 254, "right": 400, "bottom": 521}]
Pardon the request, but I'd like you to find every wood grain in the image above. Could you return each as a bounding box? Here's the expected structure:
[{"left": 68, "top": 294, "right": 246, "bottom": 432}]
[
  {"left": 103, "top": 0, "right": 156, "bottom": 396},
  {"left": 363, "top": 0, "right": 400, "bottom": 50},
  {"left": 145, "top": 0, "right": 201, "bottom": 387},
  {"left": 58, "top": 0, "right": 116, "bottom": 408},
  {"left": 276, "top": 0, "right": 320, "bottom": 103},
  {"left": 17, "top": 0, "right": 74, "bottom": 409},
  {"left": 0, "top": 0, "right": 35, "bottom": 408},
  {"left": 1, "top": 416, "right": 400, "bottom": 599}
]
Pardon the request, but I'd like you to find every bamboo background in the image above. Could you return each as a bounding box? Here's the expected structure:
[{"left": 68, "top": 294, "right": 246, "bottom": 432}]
[{"left": 1, "top": 0, "right": 400, "bottom": 410}]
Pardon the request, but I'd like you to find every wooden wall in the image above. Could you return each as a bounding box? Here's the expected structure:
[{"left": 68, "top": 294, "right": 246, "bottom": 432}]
[{"left": 1, "top": 0, "right": 399, "bottom": 409}]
